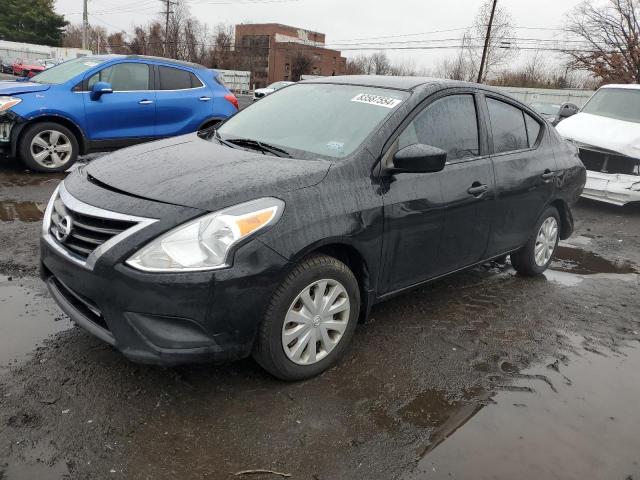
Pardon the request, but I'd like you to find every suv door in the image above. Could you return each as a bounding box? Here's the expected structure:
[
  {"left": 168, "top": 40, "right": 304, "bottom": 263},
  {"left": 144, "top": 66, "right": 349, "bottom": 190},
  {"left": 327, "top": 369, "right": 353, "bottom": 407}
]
[
  {"left": 83, "top": 62, "right": 156, "bottom": 141},
  {"left": 380, "top": 92, "right": 493, "bottom": 293},
  {"left": 154, "top": 65, "right": 213, "bottom": 136},
  {"left": 482, "top": 95, "right": 557, "bottom": 256}
]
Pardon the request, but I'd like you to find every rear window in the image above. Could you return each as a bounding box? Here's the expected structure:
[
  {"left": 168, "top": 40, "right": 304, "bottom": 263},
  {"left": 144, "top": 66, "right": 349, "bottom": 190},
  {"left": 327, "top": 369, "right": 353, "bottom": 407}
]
[
  {"left": 158, "top": 66, "right": 201, "bottom": 90},
  {"left": 487, "top": 98, "right": 529, "bottom": 153}
]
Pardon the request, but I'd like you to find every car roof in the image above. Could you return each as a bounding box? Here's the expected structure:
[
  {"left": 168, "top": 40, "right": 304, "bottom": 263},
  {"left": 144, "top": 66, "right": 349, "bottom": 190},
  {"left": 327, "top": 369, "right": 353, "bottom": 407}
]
[
  {"left": 301, "top": 75, "right": 503, "bottom": 93},
  {"left": 89, "top": 54, "right": 206, "bottom": 70},
  {"left": 600, "top": 83, "right": 640, "bottom": 90}
]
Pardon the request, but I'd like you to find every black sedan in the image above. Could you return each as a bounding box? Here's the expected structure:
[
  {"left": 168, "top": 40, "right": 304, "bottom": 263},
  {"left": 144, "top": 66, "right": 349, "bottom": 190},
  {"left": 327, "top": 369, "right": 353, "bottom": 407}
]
[{"left": 40, "top": 76, "right": 586, "bottom": 380}]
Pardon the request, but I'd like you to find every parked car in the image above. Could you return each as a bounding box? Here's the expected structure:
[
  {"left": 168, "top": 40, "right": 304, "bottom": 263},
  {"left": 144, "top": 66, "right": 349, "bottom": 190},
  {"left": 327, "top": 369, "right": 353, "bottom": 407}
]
[
  {"left": 253, "top": 81, "right": 294, "bottom": 101},
  {"left": 556, "top": 84, "right": 640, "bottom": 206},
  {"left": 12, "top": 58, "right": 45, "bottom": 77},
  {"left": 0, "top": 58, "right": 12, "bottom": 74},
  {"left": 0, "top": 55, "right": 239, "bottom": 172},
  {"left": 40, "top": 76, "right": 585, "bottom": 380},
  {"left": 530, "top": 101, "right": 579, "bottom": 126}
]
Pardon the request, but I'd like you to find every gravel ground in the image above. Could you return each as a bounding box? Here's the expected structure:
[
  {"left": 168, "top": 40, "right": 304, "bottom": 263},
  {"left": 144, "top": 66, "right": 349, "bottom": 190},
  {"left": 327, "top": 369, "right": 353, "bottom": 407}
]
[{"left": 0, "top": 157, "right": 639, "bottom": 480}]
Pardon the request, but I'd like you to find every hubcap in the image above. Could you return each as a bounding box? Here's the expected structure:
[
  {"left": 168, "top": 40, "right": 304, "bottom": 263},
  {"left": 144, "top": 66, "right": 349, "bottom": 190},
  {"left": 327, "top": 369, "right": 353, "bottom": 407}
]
[
  {"left": 534, "top": 216, "right": 558, "bottom": 267},
  {"left": 282, "top": 279, "right": 351, "bottom": 366},
  {"left": 30, "top": 130, "right": 72, "bottom": 168}
]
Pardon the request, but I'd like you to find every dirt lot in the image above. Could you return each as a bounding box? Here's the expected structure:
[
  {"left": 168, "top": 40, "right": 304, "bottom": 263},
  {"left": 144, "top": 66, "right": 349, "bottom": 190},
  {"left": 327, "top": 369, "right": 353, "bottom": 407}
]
[{"left": 0, "top": 157, "right": 639, "bottom": 480}]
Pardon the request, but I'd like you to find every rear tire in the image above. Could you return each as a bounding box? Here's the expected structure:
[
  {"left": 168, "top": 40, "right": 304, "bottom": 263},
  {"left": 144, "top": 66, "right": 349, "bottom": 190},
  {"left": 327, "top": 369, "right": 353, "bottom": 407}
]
[
  {"left": 253, "top": 254, "right": 360, "bottom": 381},
  {"left": 18, "top": 122, "right": 79, "bottom": 173},
  {"left": 511, "top": 206, "right": 560, "bottom": 276}
]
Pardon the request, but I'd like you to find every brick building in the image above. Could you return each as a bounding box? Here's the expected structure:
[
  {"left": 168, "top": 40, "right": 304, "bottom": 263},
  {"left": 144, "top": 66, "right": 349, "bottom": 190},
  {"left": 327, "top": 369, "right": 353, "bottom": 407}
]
[{"left": 234, "top": 23, "right": 347, "bottom": 89}]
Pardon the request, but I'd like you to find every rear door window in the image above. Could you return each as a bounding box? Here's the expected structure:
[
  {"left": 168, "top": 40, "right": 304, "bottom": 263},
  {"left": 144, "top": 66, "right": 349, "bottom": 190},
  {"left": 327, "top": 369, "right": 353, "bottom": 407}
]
[
  {"left": 158, "top": 66, "right": 201, "bottom": 90},
  {"left": 398, "top": 94, "right": 480, "bottom": 161},
  {"left": 88, "top": 63, "right": 150, "bottom": 91},
  {"left": 487, "top": 98, "right": 529, "bottom": 153}
]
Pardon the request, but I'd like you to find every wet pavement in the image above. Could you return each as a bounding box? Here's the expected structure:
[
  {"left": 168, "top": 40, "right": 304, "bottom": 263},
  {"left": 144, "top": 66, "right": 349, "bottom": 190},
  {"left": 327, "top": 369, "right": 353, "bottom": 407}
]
[{"left": 0, "top": 162, "right": 639, "bottom": 479}]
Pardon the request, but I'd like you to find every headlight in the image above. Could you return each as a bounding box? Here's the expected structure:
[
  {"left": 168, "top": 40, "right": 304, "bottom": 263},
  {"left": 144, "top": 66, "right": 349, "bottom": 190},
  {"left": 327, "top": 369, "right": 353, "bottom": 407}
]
[
  {"left": 630, "top": 182, "right": 640, "bottom": 191},
  {"left": 0, "top": 96, "right": 21, "bottom": 112},
  {"left": 126, "top": 197, "right": 284, "bottom": 272}
]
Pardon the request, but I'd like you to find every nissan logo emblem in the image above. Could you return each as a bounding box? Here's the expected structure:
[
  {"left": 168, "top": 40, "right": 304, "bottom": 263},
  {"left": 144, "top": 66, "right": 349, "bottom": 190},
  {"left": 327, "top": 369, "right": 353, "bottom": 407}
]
[{"left": 54, "top": 215, "right": 73, "bottom": 242}]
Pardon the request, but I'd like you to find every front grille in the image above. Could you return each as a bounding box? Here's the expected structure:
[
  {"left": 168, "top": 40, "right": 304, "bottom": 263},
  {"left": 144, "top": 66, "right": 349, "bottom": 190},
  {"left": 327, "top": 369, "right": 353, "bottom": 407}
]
[
  {"left": 579, "top": 148, "right": 640, "bottom": 176},
  {"left": 49, "top": 191, "right": 137, "bottom": 260}
]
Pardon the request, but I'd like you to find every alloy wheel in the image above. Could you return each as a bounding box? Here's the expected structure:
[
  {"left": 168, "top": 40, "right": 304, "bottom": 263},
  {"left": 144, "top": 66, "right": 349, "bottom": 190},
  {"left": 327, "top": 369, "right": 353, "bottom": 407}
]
[
  {"left": 30, "top": 130, "right": 73, "bottom": 168},
  {"left": 282, "top": 279, "right": 351, "bottom": 366},
  {"left": 534, "top": 216, "right": 558, "bottom": 266}
]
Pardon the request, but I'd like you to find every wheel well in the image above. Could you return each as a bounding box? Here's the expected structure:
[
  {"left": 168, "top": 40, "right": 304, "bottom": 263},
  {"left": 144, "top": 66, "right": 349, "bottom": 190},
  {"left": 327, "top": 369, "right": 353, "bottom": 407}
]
[
  {"left": 549, "top": 199, "right": 573, "bottom": 240},
  {"left": 20, "top": 116, "right": 86, "bottom": 154},
  {"left": 307, "top": 243, "right": 372, "bottom": 322}
]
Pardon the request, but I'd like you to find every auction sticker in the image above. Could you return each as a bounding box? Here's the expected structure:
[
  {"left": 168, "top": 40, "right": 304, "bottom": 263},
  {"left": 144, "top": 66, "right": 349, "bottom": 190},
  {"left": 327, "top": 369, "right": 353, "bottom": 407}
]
[{"left": 351, "top": 93, "right": 402, "bottom": 109}]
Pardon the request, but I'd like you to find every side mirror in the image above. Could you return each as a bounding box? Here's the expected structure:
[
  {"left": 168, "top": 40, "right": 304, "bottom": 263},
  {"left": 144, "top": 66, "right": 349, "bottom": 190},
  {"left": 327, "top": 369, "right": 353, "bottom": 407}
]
[
  {"left": 90, "top": 81, "right": 113, "bottom": 100},
  {"left": 385, "top": 144, "right": 447, "bottom": 175},
  {"left": 559, "top": 103, "right": 578, "bottom": 118}
]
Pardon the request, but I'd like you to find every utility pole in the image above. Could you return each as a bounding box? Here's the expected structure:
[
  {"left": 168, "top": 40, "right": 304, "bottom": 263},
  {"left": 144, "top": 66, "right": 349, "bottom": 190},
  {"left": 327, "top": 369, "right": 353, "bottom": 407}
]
[
  {"left": 82, "top": 0, "right": 89, "bottom": 50},
  {"left": 162, "top": 0, "right": 177, "bottom": 56},
  {"left": 477, "top": 0, "right": 497, "bottom": 84}
]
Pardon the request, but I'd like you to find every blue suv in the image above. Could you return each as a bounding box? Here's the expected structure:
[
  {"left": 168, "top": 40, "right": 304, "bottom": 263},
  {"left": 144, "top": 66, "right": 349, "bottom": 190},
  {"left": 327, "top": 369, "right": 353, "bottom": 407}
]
[{"left": 0, "top": 55, "right": 239, "bottom": 172}]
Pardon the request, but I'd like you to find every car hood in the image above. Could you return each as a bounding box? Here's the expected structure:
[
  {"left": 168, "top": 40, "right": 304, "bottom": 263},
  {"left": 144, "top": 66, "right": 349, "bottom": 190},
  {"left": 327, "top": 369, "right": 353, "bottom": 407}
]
[
  {"left": 85, "top": 134, "right": 332, "bottom": 212},
  {"left": 0, "top": 80, "right": 50, "bottom": 95},
  {"left": 556, "top": 112, "right": 640, "bottom": 159}
]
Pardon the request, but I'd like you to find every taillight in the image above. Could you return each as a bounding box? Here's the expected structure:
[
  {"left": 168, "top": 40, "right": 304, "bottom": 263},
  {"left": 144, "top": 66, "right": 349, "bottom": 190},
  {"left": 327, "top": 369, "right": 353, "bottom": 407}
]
[{"left": 224, "top": 93, "right": 239, "bottom": 110}]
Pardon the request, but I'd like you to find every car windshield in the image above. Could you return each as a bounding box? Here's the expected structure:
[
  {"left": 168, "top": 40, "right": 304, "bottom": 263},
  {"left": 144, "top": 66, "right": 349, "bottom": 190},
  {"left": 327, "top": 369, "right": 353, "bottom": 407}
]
[
  {"left": 530, "top": 102, "right": 560, "bottom": 116},
  {"left": 30, "top": 57, "right": 107, "bottom": 84},
  {"left": 217, "top": 83, "right": 408, "bottom": 159},
  {"left": 582, "top": 88, "right": 640, "bottom": 123}
]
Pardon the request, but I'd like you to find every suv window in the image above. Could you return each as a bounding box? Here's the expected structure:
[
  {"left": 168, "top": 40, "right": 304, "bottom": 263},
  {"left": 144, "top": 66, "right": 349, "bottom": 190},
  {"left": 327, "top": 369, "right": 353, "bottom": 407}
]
[
  {"left": 524, "top": 113, "right": 541, "bottom": 147},
  {"left": 88, "top": 63, "right": 150, "bottom": 91},
  {"left": 487, "top": 98, "right": 528, "bottom": 153},
  {"left": 158, "top": 66, "right": 201, "bottom": 90},
  {"left": 398, "top": 94, "right": 480, "bottom": 161}
]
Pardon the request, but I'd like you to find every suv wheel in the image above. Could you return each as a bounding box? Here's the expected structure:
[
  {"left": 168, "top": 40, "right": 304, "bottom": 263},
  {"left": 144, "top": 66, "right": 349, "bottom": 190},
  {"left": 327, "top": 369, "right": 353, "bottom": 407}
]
[
  {"left": 19, "top": 122, "right": 79, "bottom": 173},
  {"left": 253, "top": 254, "right": 360, "bottom": 381},
  {"left": 511, "top": 206, "right": 560, "bottom": 276}
]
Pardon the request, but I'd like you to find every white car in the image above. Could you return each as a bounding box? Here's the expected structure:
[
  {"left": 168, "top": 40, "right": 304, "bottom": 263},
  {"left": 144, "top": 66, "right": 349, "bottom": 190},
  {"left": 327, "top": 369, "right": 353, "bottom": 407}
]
[
  {"left": 556, "top": 84, "right": 640, "bottom": 206},
  {"left": 253, "top": 81, "right": 294, "bottom": 101}
]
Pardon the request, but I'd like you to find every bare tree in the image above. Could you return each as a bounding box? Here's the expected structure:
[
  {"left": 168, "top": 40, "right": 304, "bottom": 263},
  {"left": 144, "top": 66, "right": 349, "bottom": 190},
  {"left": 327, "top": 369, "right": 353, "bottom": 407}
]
[
  {"left": 210, "top": 23, "right": 235, "bottom": 69},
  {"left": 63, "top": 24, "right": 109, "bottom": 54},
  {"left": 565, "top": 0, "right": 640, "bottom": 83},
  {"left": 464, "top": 0, "right": 515, "bottom": 82},
  {"left": 290, "top": 51, "right": 312, "bottom": 81}
]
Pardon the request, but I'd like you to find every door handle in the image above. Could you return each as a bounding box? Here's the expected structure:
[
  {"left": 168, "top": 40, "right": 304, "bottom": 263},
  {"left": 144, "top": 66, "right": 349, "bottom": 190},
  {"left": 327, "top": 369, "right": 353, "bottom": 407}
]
[
  {"left": 467, "top": 183, "right": 489, "bottom": 196},
  {"left": 138, "top": 99, "right": 153, "bottom": 105},
  {"left": 541, "top": 169, "right": 555, "bottom": 181},
  {"left": 199, "top": 96, "right": 212, "bottom": 101}
]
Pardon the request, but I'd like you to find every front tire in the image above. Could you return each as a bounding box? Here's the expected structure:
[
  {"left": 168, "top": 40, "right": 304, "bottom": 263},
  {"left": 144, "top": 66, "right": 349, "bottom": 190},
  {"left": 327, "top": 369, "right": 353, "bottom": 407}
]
[
  {"left": 18, "top": 122, "right": 79, "bottom": 173},
  {"left": 253, "top": 254, "right": 360, "bottom": 381},
  {"left": 511, "top": 206, "right": 560, "bottom": 276}
]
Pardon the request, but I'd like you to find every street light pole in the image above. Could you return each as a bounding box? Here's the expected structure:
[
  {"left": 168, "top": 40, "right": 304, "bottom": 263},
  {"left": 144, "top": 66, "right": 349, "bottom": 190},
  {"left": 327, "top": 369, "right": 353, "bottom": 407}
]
[{"left": 477, "top": 0, "right": 498, "bottom": 84}]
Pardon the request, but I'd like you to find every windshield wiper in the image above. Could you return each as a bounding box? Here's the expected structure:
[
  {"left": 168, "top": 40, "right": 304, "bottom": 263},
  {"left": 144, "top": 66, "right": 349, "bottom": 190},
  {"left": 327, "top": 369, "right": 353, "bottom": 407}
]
[{"left": 226, "top": 137, "right": 292, "bottom": 158}]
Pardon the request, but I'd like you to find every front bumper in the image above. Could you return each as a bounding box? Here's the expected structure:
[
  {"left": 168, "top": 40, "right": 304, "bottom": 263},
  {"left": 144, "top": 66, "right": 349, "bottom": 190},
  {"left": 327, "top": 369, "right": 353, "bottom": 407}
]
[
  {"left": 582, "top": 171, "right": 640, "bottom": 206},
  {"left": 40, "top": 181, "right": 291, "bottom": 366}
]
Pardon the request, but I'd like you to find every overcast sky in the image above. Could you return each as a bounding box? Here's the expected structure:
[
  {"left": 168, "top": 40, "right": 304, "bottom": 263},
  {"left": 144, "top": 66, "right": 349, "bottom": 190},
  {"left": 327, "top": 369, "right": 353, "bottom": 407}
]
[{"left": 54, "top": 0, "right": 586, "bottom": 71}]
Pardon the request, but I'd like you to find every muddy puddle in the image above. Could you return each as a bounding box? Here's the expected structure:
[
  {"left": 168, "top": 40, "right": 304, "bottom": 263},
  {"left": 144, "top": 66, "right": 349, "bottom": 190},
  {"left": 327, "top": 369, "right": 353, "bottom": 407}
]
[
  {"left": 404, "top": 335, "right": 640, "bottom": 479},
  {"left": 0, "top": 276, "right": 72, "bottom": 367},
  {"left": 0, "top": 200, "right": 45, "bottom": 222}
]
